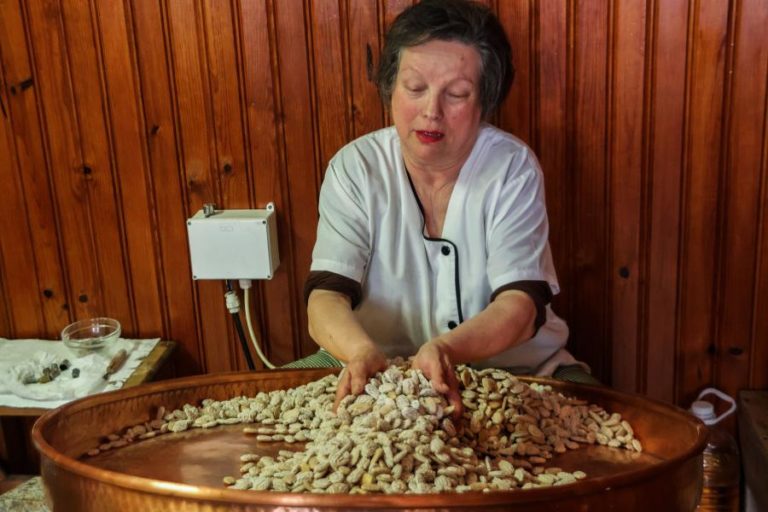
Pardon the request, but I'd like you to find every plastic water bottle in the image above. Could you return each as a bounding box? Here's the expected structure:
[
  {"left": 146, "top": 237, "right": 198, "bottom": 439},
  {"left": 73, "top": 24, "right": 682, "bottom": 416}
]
[{"left": 690, "top": 388, "right": 740, "bottom": 512}]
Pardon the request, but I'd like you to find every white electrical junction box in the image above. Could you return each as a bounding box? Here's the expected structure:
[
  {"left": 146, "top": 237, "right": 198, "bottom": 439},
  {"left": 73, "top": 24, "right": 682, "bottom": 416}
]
[{"left": 186, "top": 204, "right": 279, "bottom": 280}]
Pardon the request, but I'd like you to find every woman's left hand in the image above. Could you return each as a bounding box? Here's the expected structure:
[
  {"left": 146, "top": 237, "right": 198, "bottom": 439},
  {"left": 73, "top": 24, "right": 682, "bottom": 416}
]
[{"left": 412, "top": 339, "right": 463, "bottom": 418}]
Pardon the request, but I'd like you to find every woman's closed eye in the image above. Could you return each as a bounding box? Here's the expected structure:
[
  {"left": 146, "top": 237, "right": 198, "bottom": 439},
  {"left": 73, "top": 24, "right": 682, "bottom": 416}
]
[
  {"left": 446, "top": 90, "right": 471, "bottom": 99},
  {"left": 404, "top": 85, "right": 426, "bottom": 94}
]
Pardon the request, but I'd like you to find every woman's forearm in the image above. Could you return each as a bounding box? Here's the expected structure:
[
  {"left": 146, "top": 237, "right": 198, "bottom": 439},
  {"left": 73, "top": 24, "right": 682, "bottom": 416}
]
[
  {"left": 432, "top": 290, "right": 537, "bottom": 364},
  {"left": 307, "top": 289, "right": 379, "bottom": 362}
]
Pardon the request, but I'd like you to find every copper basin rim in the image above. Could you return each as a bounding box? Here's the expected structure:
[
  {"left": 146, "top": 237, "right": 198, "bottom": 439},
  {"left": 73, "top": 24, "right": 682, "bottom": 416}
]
[{"left": 31, "top": 369, "right": 708, "bottom": 510}]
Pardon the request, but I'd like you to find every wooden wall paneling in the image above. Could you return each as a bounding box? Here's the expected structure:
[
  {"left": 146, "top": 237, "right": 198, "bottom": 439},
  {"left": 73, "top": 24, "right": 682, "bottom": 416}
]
[
  {"left": 718, "top": 0, "right": 768, "bottom": 396},
  {"left": 609, "top": 1, "right": 647, "bottom": 393},
  {"left": 309, "top": 0, "right": 351, "bottom": 171},
  {"left": 753, "top": 82, "right": 768, "bottom": 389},
  {"left": 0, "top": 87, "right": 39, "bottom": 338},
  {"left": 569, "top": 0, "right": 610, "bottom": 381},
  {"left": 677, "top": 0, "right": 730, "bottom": 405},
  {"left": 0, "top": 90, "right": 16, "bottom": 336},
  {"left": 57, "top": 0, "right": 134, "bottom": 327},
  {"left": 94, "top": 0, "right": 164, "bottom": 337},
  {"left": 0, "top": 0, "right": 68, "bottom": 338},
  {"left": 24, "top": 1, "right": 100, "bottom": 324},
  {"left": 645, "top": 0, "right": 688, "bottom": 403},
  {"left": 273, "top": 0, "right": 321, "bottom": 362},
  {"left": 238, "top": 0, "right": 296, "bottom": 367},
  {"left": 0, "top": 7, "right": 39, "bottom": 337},
  {"left": 201, "top": 0, "right": 253, "bottom": 370},
  {"left": 497, "top": 0, "right": 533, "bottom": 146},
  {"left": 4, "top": 0, "right": 768, "bottom": 402},
  {"left": 347, "top": 0, "right": 384, "bottom": 138},
  {"left": 130, "top": 0, "right": 201, "bottom": 374},
  {"left": 166, "top": 0, "right": 233, "bottom": 373},
  {"left": 534, "top": 1, "right": 569, "bottom": 322}
]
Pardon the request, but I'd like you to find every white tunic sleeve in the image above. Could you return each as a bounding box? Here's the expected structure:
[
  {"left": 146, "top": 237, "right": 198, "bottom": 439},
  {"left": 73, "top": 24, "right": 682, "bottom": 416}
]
[
  {"left": 485, "top": 150, "right": 559, "bottom": 295},
  {"left": 310, "top": 158, "right": 371, "bottom": 283}
]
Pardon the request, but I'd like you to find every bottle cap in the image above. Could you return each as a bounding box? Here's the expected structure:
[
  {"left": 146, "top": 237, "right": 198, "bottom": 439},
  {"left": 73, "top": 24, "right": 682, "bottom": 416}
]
[{"left": 690, "top": 400, "right": 716, "bottom": 424}]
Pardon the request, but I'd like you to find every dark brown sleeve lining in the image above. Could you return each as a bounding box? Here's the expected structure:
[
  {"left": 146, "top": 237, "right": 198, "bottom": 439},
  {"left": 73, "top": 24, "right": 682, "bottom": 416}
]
[
  {"left": 490, "top": 280, "right": 553, "bottom": 335},
  {"left": 304, "top": 270, "right": 363, "bottom": 309}
]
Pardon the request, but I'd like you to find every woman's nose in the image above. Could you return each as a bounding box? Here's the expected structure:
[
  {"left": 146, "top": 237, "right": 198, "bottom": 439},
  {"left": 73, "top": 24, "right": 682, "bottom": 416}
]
[{"left": 422, "top": 93, "right": 442, "bottom": 120}]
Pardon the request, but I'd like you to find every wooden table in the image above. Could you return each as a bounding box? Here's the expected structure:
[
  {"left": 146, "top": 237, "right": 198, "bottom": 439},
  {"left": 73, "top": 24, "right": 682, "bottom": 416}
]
[{"left": 0, "top": 340, "right": 175, "bottom": 473}]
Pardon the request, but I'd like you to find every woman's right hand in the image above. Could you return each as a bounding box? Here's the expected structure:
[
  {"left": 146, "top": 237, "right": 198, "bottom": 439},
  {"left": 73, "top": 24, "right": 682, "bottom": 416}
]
[{"left": 334, "top": 347, "right": 387, "bottom": 412}]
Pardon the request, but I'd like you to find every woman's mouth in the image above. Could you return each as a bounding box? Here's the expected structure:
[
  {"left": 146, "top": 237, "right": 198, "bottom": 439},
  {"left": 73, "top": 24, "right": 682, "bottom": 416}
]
[{"left": 415, "top": 130, "right": 444, "bottom": 143}]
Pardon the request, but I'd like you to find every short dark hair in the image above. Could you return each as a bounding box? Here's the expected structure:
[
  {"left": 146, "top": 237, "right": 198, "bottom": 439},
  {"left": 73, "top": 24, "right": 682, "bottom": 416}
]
[{"left": 376, "top": 0, "right": 514, "bottom": 118}]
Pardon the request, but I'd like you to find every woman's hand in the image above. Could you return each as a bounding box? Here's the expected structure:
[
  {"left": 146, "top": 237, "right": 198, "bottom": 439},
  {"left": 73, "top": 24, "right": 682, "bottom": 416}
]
[
  {"left": 412, "top": 339, "right": 463, "bottom": 418},
  {"left": 334, "top": 347, "right": 387, "bottom": 411}
]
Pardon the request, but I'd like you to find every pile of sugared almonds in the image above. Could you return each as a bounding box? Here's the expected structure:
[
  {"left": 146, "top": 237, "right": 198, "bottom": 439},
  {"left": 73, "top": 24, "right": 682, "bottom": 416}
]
[{"left": 87, "top": 362, "right": 641, "bottom": 494}]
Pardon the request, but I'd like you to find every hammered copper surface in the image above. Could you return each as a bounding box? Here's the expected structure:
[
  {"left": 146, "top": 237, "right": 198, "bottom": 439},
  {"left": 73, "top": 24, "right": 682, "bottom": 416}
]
[{"left": 33, "top": 369, "right": 707, "bottom": 511}]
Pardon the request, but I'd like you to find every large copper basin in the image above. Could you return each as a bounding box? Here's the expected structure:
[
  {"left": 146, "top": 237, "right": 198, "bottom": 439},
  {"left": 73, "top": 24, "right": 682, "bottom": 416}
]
[{"left": 32, "top": 369, "right": 706, "bottom": 511}]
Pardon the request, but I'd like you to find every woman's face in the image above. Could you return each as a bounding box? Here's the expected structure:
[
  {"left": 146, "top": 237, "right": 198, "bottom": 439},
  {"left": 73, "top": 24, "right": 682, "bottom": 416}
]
[{"left": 391, "top": 39, "right": 483, "bottom": 174}]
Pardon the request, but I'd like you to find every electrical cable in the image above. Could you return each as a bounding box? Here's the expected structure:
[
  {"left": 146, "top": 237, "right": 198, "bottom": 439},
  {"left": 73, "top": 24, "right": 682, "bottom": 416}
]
[
  {"left": 225, "top": 280, "right": 255, "bottom": 370},
  {"left": 240, "top": 279, "right": 276, "bottom": 369}
]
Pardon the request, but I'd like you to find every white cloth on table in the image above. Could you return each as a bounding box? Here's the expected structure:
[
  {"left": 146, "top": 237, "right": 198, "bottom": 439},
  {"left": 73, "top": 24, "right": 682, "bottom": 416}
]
[{"left": 0, "top": 337, "right": 159, "bottom": 409}]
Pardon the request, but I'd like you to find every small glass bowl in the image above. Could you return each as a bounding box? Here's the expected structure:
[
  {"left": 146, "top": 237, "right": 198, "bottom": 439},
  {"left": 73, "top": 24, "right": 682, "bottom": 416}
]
[{"left": 61, "top": 317, "right": 121, "bottom": 352}]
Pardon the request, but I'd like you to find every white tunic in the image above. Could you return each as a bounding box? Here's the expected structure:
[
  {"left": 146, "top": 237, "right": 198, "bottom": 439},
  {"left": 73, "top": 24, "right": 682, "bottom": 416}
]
[{"left": 311, "top": 124, "right": 569, "bottom": 372}]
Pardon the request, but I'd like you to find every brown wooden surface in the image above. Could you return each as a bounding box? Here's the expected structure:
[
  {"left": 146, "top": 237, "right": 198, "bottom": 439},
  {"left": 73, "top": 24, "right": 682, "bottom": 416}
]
[{"left": 0, "top": 1, "right": 767, "bottom": 409}]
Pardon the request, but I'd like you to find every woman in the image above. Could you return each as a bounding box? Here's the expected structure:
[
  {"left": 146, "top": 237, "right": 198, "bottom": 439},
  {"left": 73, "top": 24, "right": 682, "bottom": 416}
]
[{"left": 298, "top": 0, "right": 591, "bottom": 411}]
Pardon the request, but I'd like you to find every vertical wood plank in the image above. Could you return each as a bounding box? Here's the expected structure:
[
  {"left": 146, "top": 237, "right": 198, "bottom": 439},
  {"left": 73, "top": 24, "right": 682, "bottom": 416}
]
[
  {"left": 717, "top": 0, "right": 768, "bottom": 395},
  {"left": 677, "top": 0, "right": 729, "bottom": 405},
  {"left": 534, "top": 0, "right": 569, "bottom": 321},
  {"left": 753, "top": 88, "right": 768, "bottom": 389},
  {"left": 569, "top": 0, "right": 610, "bottom": 381},
  {"left": 58, "top": 0, "right": 134, "bottom": 327},
  {"left": 130, "top": 0, "right": 201, "bottom": 374},
  {"left": 0, "top": 65, "right": 13, "bottom": 335},
  {"left": 166, "top": 0, "right": 233, "bottom": 373},
  {"left": 0, "top": 92, "right": 40, "bottom": 337},
  {"left": 497, "top": 0, "right": 533, "bottom": 145},
  {"left": 0, "top": 56, "right": 38, "bottom": 337},
  {"left": 310, "top": 0, "right": 350, "bottom": 168},
  {"left": 347, "top": 0, "right": 383, "bottom": 138},
  {"left": 273, "top": 0, "right": 320, "bottom": 361},
  {"left": 0, "top": 5, "right": 36, "bottom": 336},
  {"left": 0, "top": 0, "right": 69, "bottom": 337},
  {"left": 609, "top": 0, "right": 647, "bottom": 392},
  {"left": 201, "top": 0, "right": 251, "bottom": 369},
  {"left": 238, "top": 0, "right": 297, "bottom": 366},
  {"left": 645, "top": 0, "right": 688, "bottom": 403},
  {"left": 25, "top": 0, "right": 100, "bottom": 323},
  {"left": 94, "top": 0, "right": 164, "bottom": 336}
]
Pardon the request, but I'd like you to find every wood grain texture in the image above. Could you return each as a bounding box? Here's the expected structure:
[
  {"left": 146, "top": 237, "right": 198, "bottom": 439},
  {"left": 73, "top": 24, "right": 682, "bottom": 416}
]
[
  {"left": 238, "top": 0, "right": 296, "bottom": 368},
  {"left": 644, "top": 0, "right": 688, "bottom": 403},
  {"left": 0, "top": 0, "right": 767, "bottom": 411},
  {"left": 130, "top": 0, "right": 202, "bottom": 374},
  {"left": 569, "top": 0, "right": 610, "bottom": 380},
  {"left": 717, "top": 0, "right": 768, "bottom": 397},
  {"left": 0, "top": 0, "right": 68, "bottom": 338},
  {"left": 677, "top": 0, "right": 730, "bottom": 406},
  {"left": 609, "top": 0, "right": 647, "bottom": 393},
  {"left": 166, "top": 0, "right": 233, "bottom": 374}
]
